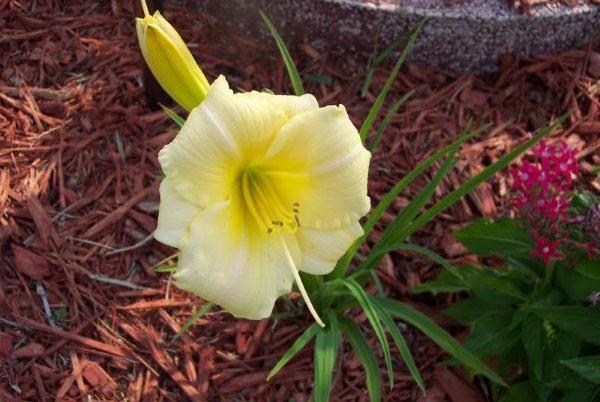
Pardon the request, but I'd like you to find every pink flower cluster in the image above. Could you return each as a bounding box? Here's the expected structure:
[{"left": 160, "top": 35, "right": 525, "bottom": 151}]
[{"left": 510, "top": 140, "right": 579, "bottom": 266}]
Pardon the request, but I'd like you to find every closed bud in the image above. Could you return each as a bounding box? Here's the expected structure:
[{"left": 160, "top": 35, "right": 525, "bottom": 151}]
[{"left": 135, "top": 0, "right": 210, "bottom": 111}]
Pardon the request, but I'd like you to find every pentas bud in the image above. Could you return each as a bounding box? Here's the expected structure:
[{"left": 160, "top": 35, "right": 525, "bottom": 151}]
[{"left": 136, "top": 0, "right": 210, "bottom": 111}]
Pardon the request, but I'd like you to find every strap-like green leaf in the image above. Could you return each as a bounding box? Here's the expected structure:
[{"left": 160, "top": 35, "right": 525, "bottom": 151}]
[
  {"left": 331, "top": 127, "right": 478, "bottom": 279},
  {"left": 377, "top": 144, "right": 460, "bottom": 248},
  {"left": 342, "top": 279, "right": 394, "bottom": 387},
  {"left": 260, "top": 11, "right": 304, "bottom": 96},
  {"left": 371, "top": 297, "right": 425, "bottom": 392},
  {"left": 339, "top": 317, "right": 382, "bottom": 402},
  {"left": 411, "top": 270, "right": 468, "bottom": 295},
  {"left": 159, "top": 103, "right": 186, "bottom": 127},
  {"left": 369, "top": 90, "right": 414, "bottom": 153},
  {"left": 154, "top": 264, "right": 177, "bottom": 273},
  {"left": 359, "top": 20, "right": 424, "bottom": 142},
  {"left": 353, "top": 242, "right": 463, "bottom": 282},
  {"left": 377, "top": 297, "right": 507, "bottom": 386},
  {"left": 314, "top": 312, "right": 340, "bottom": 402},
  {"left": 171, "top": 303, "right": 214, "bottom": 342},
  {"left": 267, "top": 323, "right": 319, "bottom": 381},
  {"left": 390, "top": 115, "right": 567, "bottom": 244}
]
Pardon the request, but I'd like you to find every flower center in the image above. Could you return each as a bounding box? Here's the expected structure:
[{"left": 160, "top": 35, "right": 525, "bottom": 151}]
[{"left": 240, "top": 167, "right": 299, "bottom": 234}]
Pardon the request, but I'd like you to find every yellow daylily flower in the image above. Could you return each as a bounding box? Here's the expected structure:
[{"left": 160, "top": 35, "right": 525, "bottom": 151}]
[
  {"left": 135, "top": 0, "right": 210, "bottom": 111},
  {"left": 154, "top": 76, "right": 371, "bottom": 325}
]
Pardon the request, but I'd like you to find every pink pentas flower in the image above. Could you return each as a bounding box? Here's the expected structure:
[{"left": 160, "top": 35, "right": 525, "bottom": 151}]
[
  {"left": 510, "top": 140, "right": 583, "bottom": 266},
  {"left": 531, "top": 236, "right": 563, "bottom": 266}
]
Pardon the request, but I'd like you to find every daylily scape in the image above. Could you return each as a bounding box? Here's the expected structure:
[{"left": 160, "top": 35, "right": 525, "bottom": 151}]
[{"left": 136, "top": 2, "right": 371, "bottom": 325}]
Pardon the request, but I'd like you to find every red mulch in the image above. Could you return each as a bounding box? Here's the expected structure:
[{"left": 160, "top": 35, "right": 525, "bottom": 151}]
[{"left": 0, "top": 1, "right": 598, "bottom": 401}]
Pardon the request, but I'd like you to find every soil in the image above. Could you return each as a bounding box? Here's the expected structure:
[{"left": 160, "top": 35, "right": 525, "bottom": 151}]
[{"left": 0, "top": 0, "right": 598, "bottom": 401}]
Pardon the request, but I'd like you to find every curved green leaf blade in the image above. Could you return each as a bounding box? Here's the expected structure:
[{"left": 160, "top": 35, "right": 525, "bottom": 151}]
[
  {"left": 393, "top": 115, "right": 567, "bottom": 244},
  {"left": 331, "top": 129, "right": 475, "bottom": 279},
  {"left": 359, "top": 20, "right": 424, "bottom": 142},
  {"left": 159, "top": 103, "right": 186, "bottom": 127},
  {"left": 379, "top": 147, "right": 460, "bottom": 249},
  {"left": 371, "top": 297, "right": 425, "bottom": 392},
  {"left": 339, "top": 317, "right": 382, "bottom": 402},
  {"left": 171, "top": 302, "right": 214, "bottom": 342},
  {"left": 354, "top": 242, "right": 463, "bottom": 282},
  {"left": 412, "top": 270, "right": 468, "bottom": 295},
  {"left": 314, "top": 312, "right": 340, "bottom": 402},
  {"left": 267, "top": 323, "right": 319, "bottom": 381},
  {"left": 377, "top": 297, "right": 506, "bottom": 386},
  {"left": 342, "top": 279, "right": 394, "bottom": 387},
  {"left": 369, "top": 90, "right": 414, "bottom": 152},
  {"left": 260, "top": 11, "right": 304, "bottom": 96}
]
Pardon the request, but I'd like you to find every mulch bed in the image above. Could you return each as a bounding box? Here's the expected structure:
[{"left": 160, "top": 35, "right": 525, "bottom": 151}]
[{"left": 0, "top": 1, "right": 599, "bottom": 401}]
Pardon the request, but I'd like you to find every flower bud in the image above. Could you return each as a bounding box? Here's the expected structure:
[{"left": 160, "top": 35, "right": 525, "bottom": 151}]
[{"left": 135, "top": 0, "right": 210, "bottom": 111}]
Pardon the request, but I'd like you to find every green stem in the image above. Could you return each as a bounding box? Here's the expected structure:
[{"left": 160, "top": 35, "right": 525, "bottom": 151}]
[{"left": 544, "top": 263, "right": 555, "bottom": 287}]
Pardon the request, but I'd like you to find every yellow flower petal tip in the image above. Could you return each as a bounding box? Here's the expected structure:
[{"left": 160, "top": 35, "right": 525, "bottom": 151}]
[
  {"left": 135, "top": 0, "right": 210, "bottom": 111},
  {"left": 154, "top": 76, "right": 371, "bottom": 323}
]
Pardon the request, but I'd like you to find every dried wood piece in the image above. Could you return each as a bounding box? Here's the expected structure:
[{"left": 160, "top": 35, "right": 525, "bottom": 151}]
[{"left": 11, "top": 245, "right": 50, "bottom": 279}]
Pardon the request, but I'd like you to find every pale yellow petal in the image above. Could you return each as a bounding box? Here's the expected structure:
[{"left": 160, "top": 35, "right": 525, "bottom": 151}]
[
  {"left": 262, "top": 105, "right": 371, "bottom": 230},
  {"left": 296, "top": 222, "right": 363, "bottom": 275},
  {"left": 159, "top": 76, "right": 318, "bottom": 207},
  {"left": 236, "top": 89, "right": 318, "bottom": 121},
  {"left": 154, "top": 179, "right": 201, "bottom": 247},
  {"left": 174, "top": 195, "right": 300, "bottom": 319}
]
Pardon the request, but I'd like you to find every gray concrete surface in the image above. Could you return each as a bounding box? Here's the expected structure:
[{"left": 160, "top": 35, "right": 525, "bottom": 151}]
[{"left": 192, "top": 0, "right": 600, "bottom": 73}]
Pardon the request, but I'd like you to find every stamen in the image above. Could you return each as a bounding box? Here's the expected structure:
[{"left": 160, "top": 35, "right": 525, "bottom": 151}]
[
  {"left": 241, "top": 168, "right": 299, "bottom": 234},
  {"left": 280, "top": 237, "right": 325, "bottom": 327},
  {"left": 242, "top": 172, "right": 268, "bottom": 233}
]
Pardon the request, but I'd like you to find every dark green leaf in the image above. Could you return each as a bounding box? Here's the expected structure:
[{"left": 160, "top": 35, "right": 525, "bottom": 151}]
[
  {"left": 546, "top": 370, "right": 597, "bottom": 390},
  {"left": 267, "top": 324, "right": 319, "bottom": 381},
  {"left": 541, "top": 329, "right": 581, "bottom": 385},
  {"left": 412, "top": 270, "right": 468, "bottom": 295},
  {"left": 339, "top": 317, "right": 382, "bottom": 402},
  {"left": 444, "top": 297, "right": 499, "bottom": 326},
  {"left": 462, "top": 310, "right": 521, "bottom": 358},
  {"left": 499, "top": 382, "right": 537, "bottom": 402},
  {"left": 521, "top": 316, "right": 545, "bottom": 380},
  {"left": 454, "top": 218, "right": 533, "bottom": 258},
  {"left": 558, "top": 388, "right": 600, "bottom": 402},
  {"left": 557, "top": 260, "right": 600, "bottom": 301},
  {"left": 314, "top": 312, "right": 340, "bottom": 402},
  {"left": 524, "top": 305, "right": 600, "bottom": 345},
  {"left": 377, "top": 297, "right": 506, "bottom": 386},
  {"left": 562, "top": 355, "right": 600, "bottom": 384},
  {"left": 461, "top": 266, "right": 528, "bottom": 301}
]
